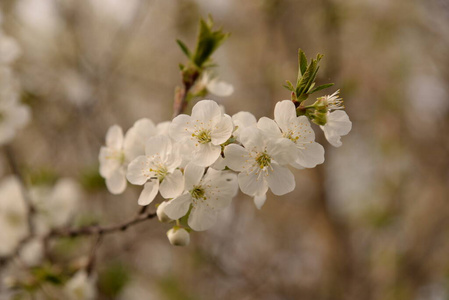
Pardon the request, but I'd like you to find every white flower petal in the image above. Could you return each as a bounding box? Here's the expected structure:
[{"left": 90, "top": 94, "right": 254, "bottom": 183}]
[
  {"left": 207, "top": 79, "right": 234, "bottom": 97},
  {"left": 254, "top": 194, "right": 267, "bottom": 210},
  {"left": 320, "top": 110, "right": 352, "bottom": 147},
  {"left": 232, "top": 111, "right": 257, "bottom": 141},
  {"left": 145, "top": 135, "right": 172, "bottom": 158},
  {"left": 294, "top": 141, "right": 325, "bottom": 168},
  {"left": 239, "top": 127, "right": 265, "bottom": 151},
  {"left": 191, "top": 100, "right": 222, "bottom": 123},
  {"left": 126, "top": 156, "right": 150, "bottom": 185},
  {"left": 188, "top": 204, "right": 217, "bottom": 231},
  {"left": 160, "top": 169, "right": 184, "bottom": 199},
  {"left": 238, "top": 169, "right": 268, "bottom": 197},
  {"left": 106, "top": 168, "right": 126, "bottom": 195},
  {"left": 266, "top": 163, "right": 295, "bottom": 196},
  {"left": 169, "top": 114, "right": 191, "bottom": 141},
  {"left": 274, "top": 100, "right": 297, "bottom": 132},
  {"left": 137, "top": 180, "right": 159, "bottom": 206},
  {"left": 99, "top": 147, "right": 120, "bottom": 178},
  {"left": 124, "top": 118, "right": 157, "bottom": 161},
  {"left": 224, "top": 144, "right": 249, "bottom": 172},
  {"left": 257, "top": 117, "right": 282, "bottom": 139},
  {"left": 164, "top": 193, "right": 192, "bottom": 220},
  {"left": 192, "top": 143, "right": 221, "bottom": 167},
  {"left": 184, "top": 163, "right": 205, "bottom": 190},
  {"left": 210, "top": 114, "right": 233, "bottom": 145},
  {"left": 210, "top": 155, "right": 226, "bottom": 170},
  {"left": 105, "top": 125, "right": 123, "bottom": 149}
]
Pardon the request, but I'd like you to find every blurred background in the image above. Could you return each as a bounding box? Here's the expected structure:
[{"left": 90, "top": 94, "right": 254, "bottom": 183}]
[{"left": 0, "top": 0, "right": 449, "bottom": 299}]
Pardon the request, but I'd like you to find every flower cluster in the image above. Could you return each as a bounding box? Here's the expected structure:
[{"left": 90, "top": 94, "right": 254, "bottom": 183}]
[
  {"left": 0, "top": 176, "right": 81, "bottom": 257},
  {"left": 99, "top": 97, "right": 352, "bottom": 246}
]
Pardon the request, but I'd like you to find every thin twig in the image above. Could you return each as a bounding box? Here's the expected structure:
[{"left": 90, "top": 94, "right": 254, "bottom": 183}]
[{"left": 48, "top": 211, "right": 157, "bottom": 239}]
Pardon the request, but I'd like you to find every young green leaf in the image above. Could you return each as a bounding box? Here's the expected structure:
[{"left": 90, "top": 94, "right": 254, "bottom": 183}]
[
  {"left": 309, "top": 83, "right": 334, "bottom": 94},
  {"left": 176, "top": 39, "right": 191, "bottom": 58},
  {"left": 298, "top": 49, "right": 308, "bottom": 76}
]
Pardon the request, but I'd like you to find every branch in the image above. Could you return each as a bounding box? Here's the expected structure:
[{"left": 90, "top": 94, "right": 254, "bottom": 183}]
[
  {"left": 47, "top": 211, "right": 157, "bottom": 238},
  {"left": 172, "top": 69, "right": 200, "bottom": 118}
]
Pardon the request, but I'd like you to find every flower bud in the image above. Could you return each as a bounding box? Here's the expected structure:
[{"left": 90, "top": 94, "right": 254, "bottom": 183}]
[
  {"left": 167, "top": 227, "right": 190, "bottom": 246},
  {"left": 156, "top": 202, "right": 173, "bottom": 223}
]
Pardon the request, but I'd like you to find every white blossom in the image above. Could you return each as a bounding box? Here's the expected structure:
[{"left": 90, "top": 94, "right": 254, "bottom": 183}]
[
  {"left": 0, "top": 68, "right": 30, "bottom": 146},
  {"left": 258, "top": 100, "right": 324, "bottom": 169},
  {"left": 99, "top": 119, "right": 157, "bottom": 194},
  {"left": 0, "top": 176, "right": 28, "bottom": 256},
  {"left": 126, "top": 135, "right": 183, "bottom": 206},
  {"left": 99, "top": 125, "right": 127, "bottom": 194},
  {"left": 164, "top": 163, "right": 238, "bottom": 231},
  {"left": 320, "top": 110, "right": 352, "bottom": 147},
  {"left": 224, "top": 127, "right": 295, "bottom": 208},
  {"left": 30, "top": 178, "right": 81, "bottom": 234},
  {"left": 169, "top": 100, "right": 233, "bottom": 167},
  {"left": 198, "top": 72, "right": 234, "bottom": 97},
  {"left": 0, "top": 31, "right": 21, "bottom": 65},
  {"left": 18, "top": 238, "right": 44, "bottom": 267},
  {"left": 64, "top": 270, "right": 97, "bottom": 300}
]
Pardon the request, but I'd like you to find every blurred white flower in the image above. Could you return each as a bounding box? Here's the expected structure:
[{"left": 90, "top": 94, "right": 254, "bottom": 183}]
[
  {"left": 0, "top": 176, "right": 28, "bottom": 256},
  {"left": 100, "top": 120, "right": 157, "bottom": 194},
  {"left": 169, "top": 100, "right": 234, "bottom": 167},
  {"left": 198, "top": 72, "right": 234, "bottom": 97},
  {"left": 320, "top": 110, "right": 352, "bottom": 147},
  {"left": 61, "top": 70, "right": 93, "bottom": 106},
  {"left": 15, "top": 0, "right": 61, "bottom": 36},
  {"left": 89, "top": 0, "right": 140, "bottom": 26},
  {"left": 164, "top": 163, "right": 238, "bottom": 231},
  {"left": 0, "top": 96, "right": 31, "bottom": 146},
  {"left": 18, "top": 238, "right": 44, "bottom": 267},
  {"left": 64, "top": 270, "right": 97, "bottom": 300},
  {"left": 30, "top": 178, "right": 81, "bottom": 235},
  {"left": 0, "top": 31, "right": 21, "bottom": 65}
]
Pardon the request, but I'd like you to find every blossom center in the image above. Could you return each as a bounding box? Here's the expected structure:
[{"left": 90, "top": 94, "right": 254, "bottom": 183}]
[
  {"left": 283, "top": 130, "right": 299, "bottom": 142},
  {"left": 106, "top": 150, "right": 125, "bottom": 164},
  {"left": 149, "top": 165, "right": 168, "bottom": 181},
  {"left": 190, "top": 185, "right": 206, "bottom": 200},
  {"left": 255, "top": 152, "right": 271, "bottom": 169},
  {"left": 193, "top": 129, "right": 212, "bottom": 144}
]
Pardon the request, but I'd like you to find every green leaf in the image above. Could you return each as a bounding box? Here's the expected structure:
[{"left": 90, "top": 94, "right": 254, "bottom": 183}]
[
  {"left": 309, "top": 83, "right": 334, "bottom": 94},
  {"left": 296, "top": 59, "right": 317, "bottom": 96},
  {"left": 191, "top": 18, "right": 230, "bottom": 68},
  {"left": 298, "top": 49, "right": 307, "bottom": 76},
  {"left": 176, "top": 39, "right": 191, "bottom": 58},
  {"left": 283, "top": 80, "right": 295, "bottom": 92}
]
